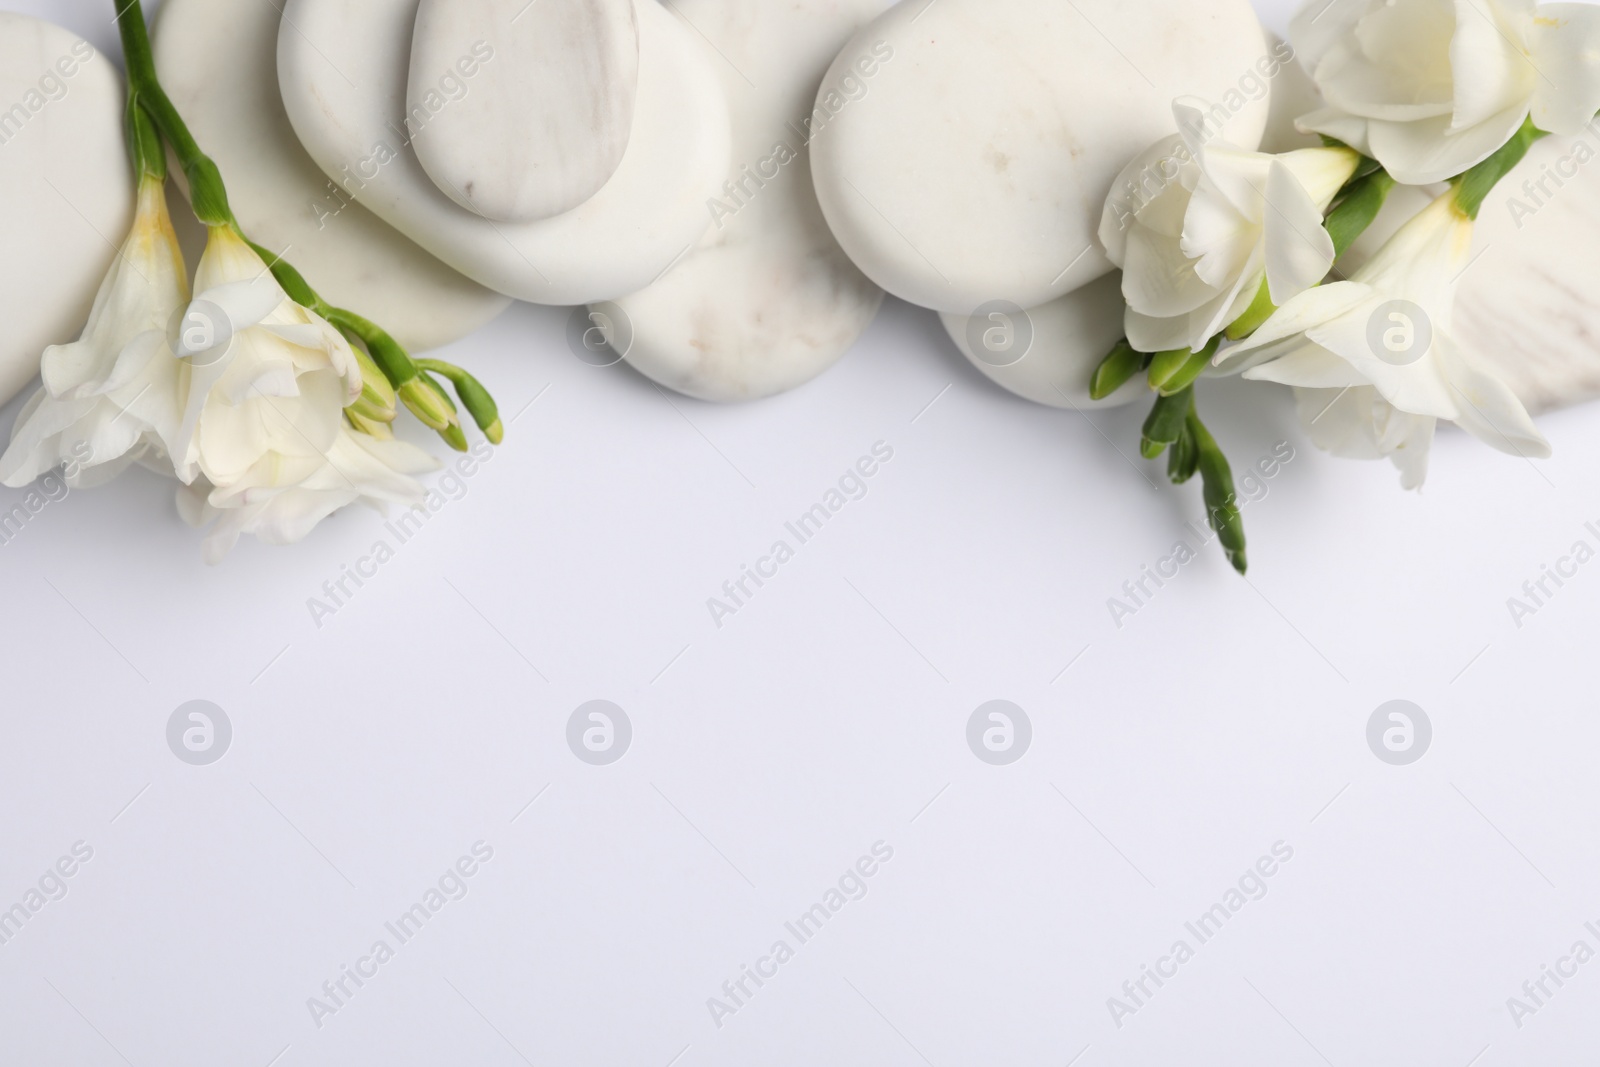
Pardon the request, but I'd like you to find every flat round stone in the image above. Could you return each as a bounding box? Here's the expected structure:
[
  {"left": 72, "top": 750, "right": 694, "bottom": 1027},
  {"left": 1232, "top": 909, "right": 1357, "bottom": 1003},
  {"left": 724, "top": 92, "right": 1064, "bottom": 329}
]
[
  {"left": 0, "top": 14, "right": 133, "bottom": 409},
  {"left": 608, "top": 0, "right": 889, "bottom": 402},
  {"left": 409, "top": 0, "right": 639, "bottom": 223},
  {"left": 811, "top": 0, "right": 1274, "bottom": 316},
  {"left": 279, "top": 0, "right": 730, "bottom": 307},
  {"left": 1450, "top": 133, "right": 1600, "bottom": 416},
  {"left": 154, "top": 0, "right": 510, "bottom": 354},
  {"left": 939, "top": 272, "right": 1145, "bottom": 410}
]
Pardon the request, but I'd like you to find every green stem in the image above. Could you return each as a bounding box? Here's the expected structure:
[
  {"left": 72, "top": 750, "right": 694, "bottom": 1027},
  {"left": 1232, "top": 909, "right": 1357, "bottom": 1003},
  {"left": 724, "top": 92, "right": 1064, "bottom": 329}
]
[
  {"left": 115, "top": 0, "right": 232, "bottom": 224},
  {"left": 1452, "top": 115, "right": 1548, "bottom": 220},
  {"left": 1325, "top": 167, "right": 1396, "bottom": 258},
  {"left": 124, "top": 92, "right": 165, "bottom": 182},
  {"left": 1188, "top": 407, "right": 1246, "bottom": 575}
]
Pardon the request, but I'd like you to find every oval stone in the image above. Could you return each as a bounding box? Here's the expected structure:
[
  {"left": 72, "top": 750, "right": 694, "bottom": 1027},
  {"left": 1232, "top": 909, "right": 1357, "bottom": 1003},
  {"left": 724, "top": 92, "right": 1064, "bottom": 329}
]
[
  {"left": 408, "top": 0, "right": 639, "bottom": 223},
  {"left": 0, "top": 14, "right": 133, "bottom": 409},
  {"left": 279, "top": 0, "right": 730, "bottom": 306},
  {"left": 607, "top": 0, "right": 889, "bottom": 402},
  {"left": 811, "top": 0, "right": 1275, "bottom": 315},
  {"left": 153, "top": 0, "right": 511, "bottom": 354},
  {"left": 939, "top": 272, "right": 1145, "bottom": 410}
]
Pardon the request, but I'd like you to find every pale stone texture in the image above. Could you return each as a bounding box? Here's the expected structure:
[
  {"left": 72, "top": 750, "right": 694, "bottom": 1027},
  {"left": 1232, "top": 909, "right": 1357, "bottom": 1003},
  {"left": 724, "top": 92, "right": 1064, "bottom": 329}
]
[
  {"left": 0, "top": 14, "right": 133, "bottom": 408},
  {"left": 810, "top": 0, "right": 1274, "bottom": 316},
  {"left": 154, "top": 0, "right": 511, "bottom": 353},
  {"left": 279, "top": 0, "right": 730, "bottom": 306},
  {"left": 409, "top": 0, "right": 639, "bottom": 223},
  {"left": 940, "top": 273, "right": 1145, "bottom": 410},
  {"left": 607, "top": 0, "right": 890, "bottom": 402}
]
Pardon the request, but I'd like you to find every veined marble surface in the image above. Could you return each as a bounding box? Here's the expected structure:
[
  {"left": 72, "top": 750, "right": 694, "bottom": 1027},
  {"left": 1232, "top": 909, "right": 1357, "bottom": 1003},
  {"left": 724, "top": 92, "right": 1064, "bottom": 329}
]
[
  {"left": 0, "top": 13, "right": 132, "bottom": 408},
  {"left": 808, "top": 0, "right": 1274, "bottom": 317},
  {"left": 408, "top": 0, "right": 639, "bottom": 223},
  {"left": 278, "top": 0, "right": 730, "bottom": 306},
  {"left": 152, "top": 0, "right": 510, "bottom": 354},
  {"left": 605, "top": 0, "right": 889, "bottom": 403}
]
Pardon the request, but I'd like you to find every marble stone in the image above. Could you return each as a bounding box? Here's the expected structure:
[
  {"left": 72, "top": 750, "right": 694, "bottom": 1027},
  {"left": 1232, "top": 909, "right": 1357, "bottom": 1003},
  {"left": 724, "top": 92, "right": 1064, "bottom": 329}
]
[
  {"left": 606, "top": 0, "right": 889, "bottom": 403},
  {"left": 279, "top": 0, "right": 730, "bottom": 306},
  {"left": 810, "top": 0, "right": 1274, "bottom": 316},
  {"left": 939, "top": 272, "right": 1145, "bottom": 410},
  {"left": 0, "top": 14, "right": 133, "bottom": 409},
  {"left": 153, "top": 0, "right": 510, "bottom": 353},
  {"left": 409, "top": 0, "right": 639, "bottom": 223},
  {"left": 1455, "top": 133, "right": 1600, "bottom": 416}
]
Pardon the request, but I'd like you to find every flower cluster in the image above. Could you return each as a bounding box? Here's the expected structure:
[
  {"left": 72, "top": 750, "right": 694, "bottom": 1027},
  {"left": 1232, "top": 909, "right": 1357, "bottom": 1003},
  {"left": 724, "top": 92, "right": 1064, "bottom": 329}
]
[
  {"left": 0, "top": 1, "right": 501, "bottom": 561},
  {"left": 1093, "top": 0, "right": 1600, "bottom": 571}
]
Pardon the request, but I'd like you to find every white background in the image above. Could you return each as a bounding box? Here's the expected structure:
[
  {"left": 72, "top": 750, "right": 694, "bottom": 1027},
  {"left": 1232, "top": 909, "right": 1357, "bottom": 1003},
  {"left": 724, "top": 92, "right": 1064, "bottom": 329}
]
[{"left": 3, "top": 0, "right": 1600, "bottom": 1064}]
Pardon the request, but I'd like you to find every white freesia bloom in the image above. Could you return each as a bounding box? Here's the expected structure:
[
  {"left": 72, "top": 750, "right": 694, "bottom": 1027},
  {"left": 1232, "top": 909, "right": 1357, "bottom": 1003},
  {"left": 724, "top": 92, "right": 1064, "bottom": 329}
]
[
  {"left": 177, "top": 427, "right": 437, "bottom": 564},
  {"left": 0, "top": 177, "right": 187, "bottom": 488},
  {"left": 170, "top": 226, "right": 436, "bottom": 561},
  {"left": 1100, "top": 100, "right": 1360, "bottom": 354},
  {"left": 1292, "top": 385, "right": 1439, "bottom": 489},
  {"left": 1293, "top": 0, "right": 1600, "bottom": 184},
  {"left": 1220, "top": 192, "right": 1548, "bottom": 487}
]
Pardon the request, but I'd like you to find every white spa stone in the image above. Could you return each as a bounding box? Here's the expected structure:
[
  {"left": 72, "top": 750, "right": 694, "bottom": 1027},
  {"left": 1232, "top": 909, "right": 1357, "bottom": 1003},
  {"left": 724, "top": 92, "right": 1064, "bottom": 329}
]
[
  {"left": 1452, "top": 133, "right": 1600, "bottom": 416},
  {"left": 408, "top": 0, "right": 639, "bottom": 223},
  {"left": 0, "top": 14, "right": 133, "bottom": 409},
  {"left": 153, "top": 0, "right": 510, "bottom": 354},
  {"left": 605, "top": 0, "right": 889, "bottom": 402},
  {"left": 278, "top": 0, "right": 730, "bottom": 306},
  {"left": 939, "top": 272, "right": 1145, "bottom": 410},
  {"left": 811, "top": 0, "right": 1275, "bottom": 316}
]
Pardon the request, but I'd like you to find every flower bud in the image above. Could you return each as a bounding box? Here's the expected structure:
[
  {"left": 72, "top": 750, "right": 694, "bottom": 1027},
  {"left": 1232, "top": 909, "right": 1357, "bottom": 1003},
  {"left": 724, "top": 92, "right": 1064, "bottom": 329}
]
[{"left": 399, "top": 377, "right": 454, "bottom": 431}]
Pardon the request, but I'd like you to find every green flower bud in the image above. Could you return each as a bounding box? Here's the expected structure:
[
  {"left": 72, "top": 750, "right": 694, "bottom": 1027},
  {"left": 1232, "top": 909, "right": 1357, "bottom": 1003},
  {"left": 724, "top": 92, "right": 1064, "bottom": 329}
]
[
  {"left": 399, "top": 377, "right": 454, "bottom": 432},
  {"left": 1090, "top": 340, "right": 1144, "bottom": 400},
  {"left": 1139, "top": 387, "right": 1192, "bottom": 459}
]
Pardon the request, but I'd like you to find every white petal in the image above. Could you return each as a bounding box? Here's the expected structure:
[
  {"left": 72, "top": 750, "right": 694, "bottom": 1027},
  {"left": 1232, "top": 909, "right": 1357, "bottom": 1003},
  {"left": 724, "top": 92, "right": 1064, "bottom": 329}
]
[
  {"left": 1263, "top": 160, "right": 1338, "bottom": 304},
  {"left": 1365, "top": 104, "right": 1529, "bottom": 184},
  {"left": 1296, "top": 106, "right": 1375, "bottom": 154},
  {"left": 1242, "top": 341, "right": 1370, "bottom": 387},
  {"left": 1223, "top": 281, "right": 1376, "bottom": 359},
  {"left": 1121, "top": 223, "right": 1221, "bottom": 318},
  {"left": 1450, "top": 0, "right": 1537, "bottom": 130},
  {"left": 1125, "top": 309, "right": 1194, "bottom": 353},
  {"left": 1099, "top": 134, "right": 1190, "bottom": 265},
  {"left": 1528, "top": 3, "right": 1600, "bottom": 134},
  {"left": 1437, "top": 334, "right": 1551, "bottom": 457},
  {"left": 1316, "top": 0, "right": 1457, "bottom": 120}
]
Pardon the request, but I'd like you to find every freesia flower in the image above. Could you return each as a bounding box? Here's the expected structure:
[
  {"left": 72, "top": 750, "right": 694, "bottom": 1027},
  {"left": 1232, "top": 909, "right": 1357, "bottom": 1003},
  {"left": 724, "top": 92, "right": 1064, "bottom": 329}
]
[
  {"left": 1291, "top": 385, "right": 1438, "bottom": 489},
  {"left": 169, "top": 226, "right": 435, "bottom": 560},
  {"left": 1100, "top": 99, "right": 1361, "bottom": 354},
  {"left": 1219, "top": 191, "right": 1548, "bottom": 486},
  {"left": 0, "top": 175, "right": 187, "bottom": 488},
  {"left": 177, "top": 426, "right": 437, "bottom": 564},
  {"left": 1292, "top": 0, "right": 1600, "bottom": 184}
]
